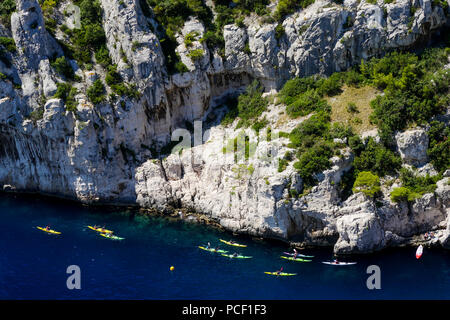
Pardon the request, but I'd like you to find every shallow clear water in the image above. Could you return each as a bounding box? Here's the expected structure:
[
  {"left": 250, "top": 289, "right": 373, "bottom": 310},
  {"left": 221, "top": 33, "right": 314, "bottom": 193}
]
[{"left": 0, "top": 194, "right": 449, "bottom": 300}]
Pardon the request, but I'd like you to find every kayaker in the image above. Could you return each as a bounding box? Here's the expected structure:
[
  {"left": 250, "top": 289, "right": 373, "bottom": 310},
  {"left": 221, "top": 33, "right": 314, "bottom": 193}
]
[
  {"left": 276, "top": 267, "right": 283, "bottom": 275},
  {"left": 45, "top": 226, "right": 50, "bottom": 231},
  {"left": 232, "top": 252, "right": 238, "bottom": 257},
  {"left": 206, "top": 242, "right": 211, "bottom": 249},
  {"left": 333, "top": 259, "right": 340, "bottom": 264},
  {"left": 293, "top": 248, "right": 298, "bottom": 259}
]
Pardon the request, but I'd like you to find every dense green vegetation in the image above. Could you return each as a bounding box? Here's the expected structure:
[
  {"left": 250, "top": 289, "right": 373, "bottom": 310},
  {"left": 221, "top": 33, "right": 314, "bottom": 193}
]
[
  {"left": 87, "top": 79, "right": 106, "bottom": 105},
  {"left": 105, "top": 64, "right": 140, "bottom": 99},
  {"left": 352, "top": 137, "right": 402, "bottom": 177},
  {"left": 54, "top": 82, "right": 78, "bottom": 111},
  {"left": 62, "top": 0, "right": 107, "bottom": 67},
  {"left": 0, "top": 37, "right": 16, "bottom": 53},
  {"left": 235, "top": 81, "right": 268, "bottom": 128},
  {"left": 272, "top": 46, "right": 450, "bottom": 194},
  {"left": 38, "top": 0, "right": 141, "bottom": 105},
  {"left": 427, "top": 120, "right": 450, "bottom": 173},
  {"left": 275, "top": 71, "right": 364, "bottom": 187},
  {"left": 0, "top": 36, "right": 16, "bottom": 68},
  {"left": 273, "top": 0, "right": 314, "bottom": 22},
  {"left": 288, "top": 111, "right": 337, "bottom": 187},
  {"left": 390, "top": 167, "right": 441, "bottom": 203},
  {"left": 220, "top": 96, "right": 239, "bottom": 127},
  {"left": 352, "top": 171, "right": 381, "bottom": 199},
  {"left": 50, "top": 56, "right": 74, "bottom": 80},
  {"left": 0, "top": 0, "right": 16, "bottom": 29},
  {"left": 186, "top": 48, "right": 204, "bottom": 61},
  {"left": 279, "top": 73, "right": 349, "bottom": 118},
  {"left": 362, "top": 50, "right": 450, "bottom": 145},
  {"left": 400, "top": 167, "right": 440, "bottom": 193},
  {"left": 390, "top": 187, "right": 414, "bottom": 203},
  {"left": 221, "top": 80, "right": 268, "bottom": 128}
]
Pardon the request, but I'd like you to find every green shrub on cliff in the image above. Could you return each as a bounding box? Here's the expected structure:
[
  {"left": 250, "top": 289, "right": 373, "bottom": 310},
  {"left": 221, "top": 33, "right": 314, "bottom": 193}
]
[
  {"left": 0, "top": 37, "right": 16, "bottom": 52},
  {"left": 288, "top": 111, "right": 330, "bottom": 148},
  {"left": 399, "top": 168, "right": 440, "bottom": 196},
  {"left": 353, "top": 137, "right": 401, "bottom": 177},
  {"left": 427, "top": 121, "right": 450, "bottom": 174},
  {"left": 54, "top": 82, "right": 78, "bottom": 111},
  {"left": 278, "top": 74, "right": 342, "bottom": 118},
  {"left": 56, "top": 0, "right": 109, "bottom": 68},
  {"left": 293, "top": 140, "right": 335, "bottom": 187},
  {"left": 0, "top": 0, "right": 16, "bottom": 29},
  {"left": 352, "top": 171, "right": 381, "bottom": 198},
  {"left": 390, "top": 187, "right": 417, "bottom": 203},
  {"left": 234, "top": 80, "right": 268, "bottom": 128},
  {"left": 87, "top": 79, "right": 106, "bottom": 105},
  {"left": 286, "top": 89, "right": 330, "bottom": 118},
  {"left": 51, "top": 56, "right": 74, "bottom": 80},
  {"left": 362, "top": 50, "right": 450, "bottom": 145},
  {"left": 187, "top": 49, "right": 204, "bottom": 62},
  {"left": 274, "top": 0, "right": 314, "bottom": 21}
]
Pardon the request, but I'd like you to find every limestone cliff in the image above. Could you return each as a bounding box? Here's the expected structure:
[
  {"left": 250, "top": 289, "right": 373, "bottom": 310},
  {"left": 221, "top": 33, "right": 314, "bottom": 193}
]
[{"left": 0, "top": 0, "right": 449, "bottom": 254}]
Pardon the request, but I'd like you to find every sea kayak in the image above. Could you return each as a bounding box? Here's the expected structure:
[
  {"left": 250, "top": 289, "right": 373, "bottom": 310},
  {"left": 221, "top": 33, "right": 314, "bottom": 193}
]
[
  {"left": 36, "top": 226, "right": 61, "bottom": 235},
  {"left": 198, "top": 246, "right": 228, "bottom": 253},
  {"left": 322, "top": 261, "right": 357, "bottom": 266},
  {"left": 280, "top": 256, "right": 312, "bottom": 262},
  {"left": 100, "top": 233, "right": 124, "bottom": 240},
  {"left": 416, "top": 245, "right": 423, "bottom": 259},
  {"left": 264, "top": 272, "right": 297, "bottom": 276},
  {"left": 283, "top": 252, "right": 314, "bottom": 258},
  {"left": 219, "top": 239, "right": 247, "bottom": 247},
  {"left": 88, "top": 226, "right": 113, "bottom": 234},
  {"left": 221, "top": 254, "right": 252, "bottom": 259}
]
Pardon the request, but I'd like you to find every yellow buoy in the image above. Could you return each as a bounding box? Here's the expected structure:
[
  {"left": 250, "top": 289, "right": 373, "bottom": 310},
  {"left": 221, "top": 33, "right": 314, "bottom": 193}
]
[{"left": 170, "top": 266, "right": 175, "bottom": 271}]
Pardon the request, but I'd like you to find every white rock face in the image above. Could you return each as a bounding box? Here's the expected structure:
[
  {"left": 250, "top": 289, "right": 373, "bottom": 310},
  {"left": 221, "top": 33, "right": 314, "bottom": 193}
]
[
  {"left": 335, "top": 211, "right": 385, "bottom": 254},
  {"left": 135, "top": 125, "right": 301, "bottom": 238},
  {"left": 395, "top": 129, "right": 429, "bottom": 166}
]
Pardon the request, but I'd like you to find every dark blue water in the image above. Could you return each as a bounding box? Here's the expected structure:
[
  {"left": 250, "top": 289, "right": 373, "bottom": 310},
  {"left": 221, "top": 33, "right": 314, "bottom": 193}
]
[{"left": 0, "top": 194, "right": 449, "bottom": 300}]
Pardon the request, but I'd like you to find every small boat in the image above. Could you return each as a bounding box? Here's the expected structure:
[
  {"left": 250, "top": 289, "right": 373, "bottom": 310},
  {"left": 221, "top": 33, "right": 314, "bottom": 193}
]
[
  {"left": 416, "top": 245, "right": 423, "bottom": 259},
  {"left": 219, "top": 239, "right": 247, "bottom": 247},
  {"left": 100, "top": 233, "right": 124, "bottom": 240},
  {"left": 280, "top": 256, "right": 312, "bottom": 262},
  {"left": 221, "top": 254, "right": 252, "bottom": 259},
  {"left": 88, "top": 225, "right": 113, "bottom": 234},
  {"left": 322, "top": 261, "right": 357, "bottom": 266},
  {"left": 198, "top": 246, "right": 228, "bottom": 253},
  {"left": 264, "top": 271, "right": 297, "bottom": 276},
  {"left": 36, "top": 226, "right": 61, "bottom": 235},
  {"left": 283, "top": 252, "right": 314, "bottom": 258}
]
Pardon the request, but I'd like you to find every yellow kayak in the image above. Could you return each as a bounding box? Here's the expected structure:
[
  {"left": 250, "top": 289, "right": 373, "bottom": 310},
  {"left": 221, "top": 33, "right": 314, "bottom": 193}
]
[
  {"left": 36, "top": 226, "right": 61, "bottom": 235},
  {"left": 219, "top": 239, "right": 247, "bottom": 247},
  {"left": 88, "top": 226, "right": 113, "bottom": 234}
]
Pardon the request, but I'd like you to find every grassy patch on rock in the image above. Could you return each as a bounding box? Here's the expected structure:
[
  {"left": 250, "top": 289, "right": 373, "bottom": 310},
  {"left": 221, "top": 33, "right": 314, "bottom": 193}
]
[{"left": 326, "top": 85, "right": 379, "bottom": 134}]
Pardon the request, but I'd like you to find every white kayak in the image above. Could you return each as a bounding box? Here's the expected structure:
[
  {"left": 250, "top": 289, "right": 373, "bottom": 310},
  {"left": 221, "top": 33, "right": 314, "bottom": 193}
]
[
  {"left": 322, "top": 261, "right": 357, "bottom": 266},
  {"left": 416, "top": 245, "right": 423, "bottom": 259}
]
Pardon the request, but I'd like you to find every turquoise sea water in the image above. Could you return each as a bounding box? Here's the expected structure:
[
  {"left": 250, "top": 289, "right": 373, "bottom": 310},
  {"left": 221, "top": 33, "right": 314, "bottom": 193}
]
[{"left": 0, "top": 194, "right": 449, "bottom": 300}]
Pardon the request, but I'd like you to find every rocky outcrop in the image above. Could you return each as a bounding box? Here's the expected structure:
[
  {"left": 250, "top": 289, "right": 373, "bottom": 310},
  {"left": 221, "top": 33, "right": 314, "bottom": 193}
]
[
  {"left": 395, "top": 129, "right": 429, "bottom": 166},
  {"left": 11, "top": 0, "right": 62, "bottom": 105},
  {"left": 224, "top": 0, "right": 449, "bottom": 88}
]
